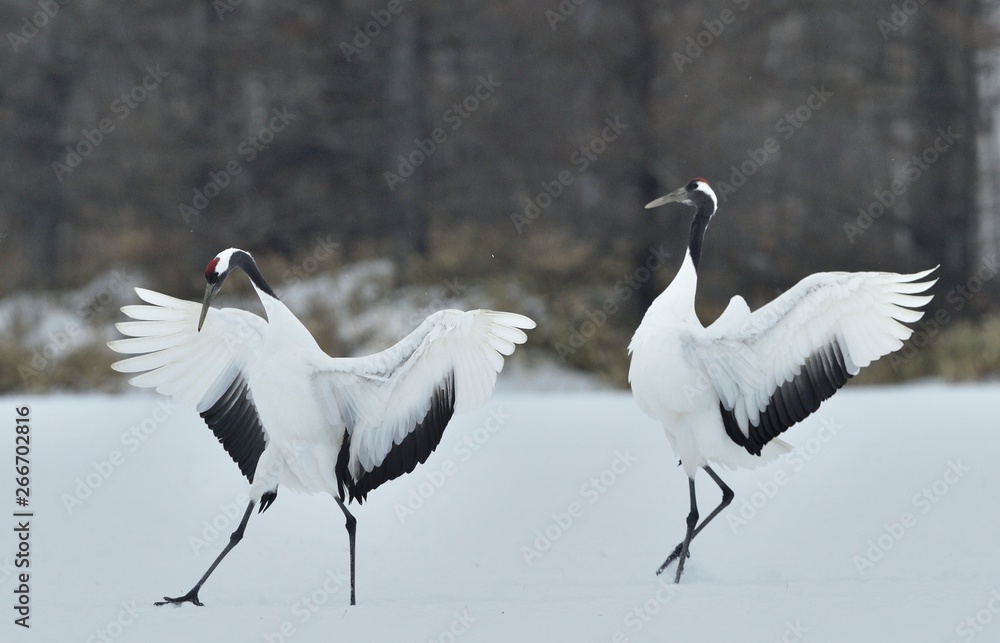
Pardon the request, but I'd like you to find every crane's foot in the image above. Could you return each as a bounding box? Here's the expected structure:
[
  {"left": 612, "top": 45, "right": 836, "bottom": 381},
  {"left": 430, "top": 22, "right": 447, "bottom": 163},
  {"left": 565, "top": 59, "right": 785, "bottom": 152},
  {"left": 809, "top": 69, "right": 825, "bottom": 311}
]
[
  {"left": 154, "top": 589, "right": 203, "bottom": 607},
  {"left": 673, "top": 548, "right": 689, "bottom": 583},
  {"left": 655, "top": 542, "right": 690, "bottom": 577}
]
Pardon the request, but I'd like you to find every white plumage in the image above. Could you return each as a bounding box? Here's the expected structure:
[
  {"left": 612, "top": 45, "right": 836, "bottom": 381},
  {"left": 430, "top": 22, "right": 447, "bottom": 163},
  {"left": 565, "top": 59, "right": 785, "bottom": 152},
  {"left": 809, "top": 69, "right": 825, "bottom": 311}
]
[
  {"left": 108, "top": 248, "right": 534, "bottom": 606},
  {"left": 317, "top": 307, "right": 531, "bottom": 494},
  {"left": 628, "top": 179, "right": 935, "bottom": 582}
]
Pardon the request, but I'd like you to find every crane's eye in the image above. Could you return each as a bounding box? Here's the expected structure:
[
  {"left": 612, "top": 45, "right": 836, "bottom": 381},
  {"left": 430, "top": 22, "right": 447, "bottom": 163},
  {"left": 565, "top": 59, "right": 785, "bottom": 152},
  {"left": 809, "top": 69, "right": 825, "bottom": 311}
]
[{"left": 686, "top": 181, "right": 699, "bottom": 191}]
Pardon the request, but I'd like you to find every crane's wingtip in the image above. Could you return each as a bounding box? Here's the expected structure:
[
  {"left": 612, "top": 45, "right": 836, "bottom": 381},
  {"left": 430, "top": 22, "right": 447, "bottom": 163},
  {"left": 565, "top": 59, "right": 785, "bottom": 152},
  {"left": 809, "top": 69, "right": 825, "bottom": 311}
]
[
  {"left": 878, "top": 266, "right": 938, "bottom": 292},
  {"left": 492, "top": 312, "right": 536, "bottom": 330},
  {"left": 904, "top": 266, "right": 939, "bottom": 292}
]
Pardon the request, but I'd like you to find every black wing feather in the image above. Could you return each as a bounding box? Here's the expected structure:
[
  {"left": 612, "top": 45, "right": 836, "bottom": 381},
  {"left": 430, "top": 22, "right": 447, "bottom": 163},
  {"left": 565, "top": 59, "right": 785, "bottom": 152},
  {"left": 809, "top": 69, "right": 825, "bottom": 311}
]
[
  {"left": 199, "top": 374, "right": 268, "bottom": 482},
  {"left": 721, "top": 339, "right": 852, "bottom": 456},
  {"left": 339, "top": 371, "right": 457, "bottom": 504}
]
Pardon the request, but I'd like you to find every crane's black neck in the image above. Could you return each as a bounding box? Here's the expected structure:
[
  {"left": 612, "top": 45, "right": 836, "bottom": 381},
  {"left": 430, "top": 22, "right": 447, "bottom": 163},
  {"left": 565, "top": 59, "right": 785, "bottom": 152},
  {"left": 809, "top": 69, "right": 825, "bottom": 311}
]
[
  {"left": 687, "top": 203, "right": 715, "bottom": 273},
  {"left": 231, "top": 251, "right": 278, "bottom": 299}
]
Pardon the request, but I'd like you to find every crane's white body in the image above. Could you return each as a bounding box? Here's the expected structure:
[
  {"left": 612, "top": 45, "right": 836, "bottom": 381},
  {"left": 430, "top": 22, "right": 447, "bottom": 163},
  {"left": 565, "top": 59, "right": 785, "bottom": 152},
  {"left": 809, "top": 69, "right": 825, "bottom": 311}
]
[
  {"left": 629, "top": 253, "right": 790, "bottom": 477},
  {"left": 630, "top": 249, "right": 934, "bottom": 478},
  {"left": 244, "top": 296, "right": 341, "bottom": 499}
]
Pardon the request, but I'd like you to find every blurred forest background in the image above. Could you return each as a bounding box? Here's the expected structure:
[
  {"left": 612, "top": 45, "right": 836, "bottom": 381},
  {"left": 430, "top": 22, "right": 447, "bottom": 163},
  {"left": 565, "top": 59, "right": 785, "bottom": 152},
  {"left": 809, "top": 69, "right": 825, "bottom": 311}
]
[{"left": 2, "top": 0, "right": 1000, "bottom": 391}]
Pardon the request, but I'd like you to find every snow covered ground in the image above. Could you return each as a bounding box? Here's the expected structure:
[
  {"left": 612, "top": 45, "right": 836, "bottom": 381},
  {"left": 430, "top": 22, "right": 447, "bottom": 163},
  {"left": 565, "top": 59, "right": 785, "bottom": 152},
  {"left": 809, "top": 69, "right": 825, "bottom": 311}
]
[{"left": 1, "top": 382, "right": 998, "bottom": 642}]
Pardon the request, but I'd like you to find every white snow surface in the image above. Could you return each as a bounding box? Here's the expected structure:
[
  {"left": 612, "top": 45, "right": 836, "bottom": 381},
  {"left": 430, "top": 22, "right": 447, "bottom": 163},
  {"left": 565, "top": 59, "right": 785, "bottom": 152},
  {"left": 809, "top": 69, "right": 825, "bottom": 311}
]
[{"left": 2, "top": 382, "right": 998, "bottom": 642}]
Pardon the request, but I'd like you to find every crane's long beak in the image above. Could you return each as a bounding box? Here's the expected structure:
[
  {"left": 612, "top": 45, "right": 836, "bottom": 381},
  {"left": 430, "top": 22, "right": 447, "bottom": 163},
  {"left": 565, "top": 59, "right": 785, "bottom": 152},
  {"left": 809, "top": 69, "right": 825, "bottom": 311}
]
[
  {"left": 198, "top": 282, "right": 220, "bottom": 332},
  {"left": 645, "top": 186, "right": 689, "bottom": 209}
]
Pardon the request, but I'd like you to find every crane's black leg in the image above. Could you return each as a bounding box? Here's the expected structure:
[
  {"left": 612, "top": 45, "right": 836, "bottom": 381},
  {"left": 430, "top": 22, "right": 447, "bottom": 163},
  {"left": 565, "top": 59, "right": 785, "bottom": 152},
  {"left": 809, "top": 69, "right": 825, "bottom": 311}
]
[
  {"left": 701, "top": 465, "right": 735, "bottom": 526},
  {"left": 335, "top": 496, "right": 357, "bottom": 606},
  {"left": 672, "top": 478, "right": 699, "bottom": 582},
  {"left": 656, "top": 465, "right": 734, "bottom": 580},
  {"left": 155, "top": 500, "right": 255, "bottom": 607}
]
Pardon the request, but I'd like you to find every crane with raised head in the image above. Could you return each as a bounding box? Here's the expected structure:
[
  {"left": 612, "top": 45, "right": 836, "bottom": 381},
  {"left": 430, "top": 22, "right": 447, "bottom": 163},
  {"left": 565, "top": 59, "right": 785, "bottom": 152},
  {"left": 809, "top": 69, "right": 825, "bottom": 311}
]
[{"left": 628, "top": 179, "right": 935, "bottom": 582}]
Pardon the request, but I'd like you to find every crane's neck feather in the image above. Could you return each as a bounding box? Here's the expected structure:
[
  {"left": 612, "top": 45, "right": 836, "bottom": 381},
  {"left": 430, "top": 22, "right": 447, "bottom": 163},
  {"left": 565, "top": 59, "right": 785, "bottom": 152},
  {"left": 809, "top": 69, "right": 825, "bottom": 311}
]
[
  {"left": 240, "top": 256, "right": 278, "bottom": 300},
  {"left": 687, "top": 201, "right": 715, "bottom": 272},
  {"left": 222, "top": 249, "right": 278, "bottom": 300},
  {"left": 639, "top": 195, "right": 714, "bottom": 326},
  {"left": 642, "top": 249, "right": 699, "bottom": 325}
]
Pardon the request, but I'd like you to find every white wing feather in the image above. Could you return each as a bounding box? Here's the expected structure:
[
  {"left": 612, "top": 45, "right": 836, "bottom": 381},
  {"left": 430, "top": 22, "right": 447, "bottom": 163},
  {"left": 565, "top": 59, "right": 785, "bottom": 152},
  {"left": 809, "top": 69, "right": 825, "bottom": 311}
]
[
  {"left": 313, "top": 309, "right": 535, "bottom": 479},
  {"left": 107, "top": 287, "right": 267, "bottom": 412}
]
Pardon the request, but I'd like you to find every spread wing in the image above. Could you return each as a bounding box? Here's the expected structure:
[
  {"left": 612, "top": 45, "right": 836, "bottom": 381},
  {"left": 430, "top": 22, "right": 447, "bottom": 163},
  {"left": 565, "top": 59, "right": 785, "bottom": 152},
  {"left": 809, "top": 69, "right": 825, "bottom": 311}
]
[
  {"left": 689, "top": 268, "right": 935, "bottom": 455},
  {"left": 107, "top": 287, "right": 270, "bottom": 482},
  {"left": 313, "top": 309, "right": 535, "bottom": 502}
]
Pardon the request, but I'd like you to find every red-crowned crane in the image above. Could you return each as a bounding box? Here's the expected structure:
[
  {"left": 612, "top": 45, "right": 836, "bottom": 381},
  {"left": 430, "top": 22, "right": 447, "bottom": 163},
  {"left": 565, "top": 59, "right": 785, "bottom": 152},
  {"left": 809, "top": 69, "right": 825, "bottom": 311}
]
[
  {"left": 108, "top": 248, "right": 535, "bottom": 606},
  {"left": 628, "top": 179, "right": 936, "bottom": 582}
]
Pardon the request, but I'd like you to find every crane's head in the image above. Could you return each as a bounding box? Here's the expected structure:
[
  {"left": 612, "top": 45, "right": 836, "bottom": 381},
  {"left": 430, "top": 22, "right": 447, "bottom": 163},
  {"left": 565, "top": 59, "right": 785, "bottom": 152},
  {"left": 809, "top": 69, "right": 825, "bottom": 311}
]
[
  {"left": 645, "top": 178, "right": 718, "bottom": 215},
  {"left": 198, "top": 248, "right": 251, "bottom": 331}
]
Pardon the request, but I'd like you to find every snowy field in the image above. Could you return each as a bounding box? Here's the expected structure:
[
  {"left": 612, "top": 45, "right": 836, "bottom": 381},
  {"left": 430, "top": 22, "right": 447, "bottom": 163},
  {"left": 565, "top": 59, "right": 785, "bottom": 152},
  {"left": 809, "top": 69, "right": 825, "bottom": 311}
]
[{"left": 2, "top": 382, "right": 999, "bottom": 642}]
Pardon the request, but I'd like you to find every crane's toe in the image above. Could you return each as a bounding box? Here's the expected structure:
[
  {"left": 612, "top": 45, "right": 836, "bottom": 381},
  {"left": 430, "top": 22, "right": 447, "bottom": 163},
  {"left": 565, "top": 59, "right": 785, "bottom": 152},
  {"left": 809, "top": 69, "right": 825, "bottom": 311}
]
[
  {"left": 154, "top": 590, "right": 203, "bottom": 607},
  {"left": 655, "top": 542, "right": 691, "bottom": 576}
]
